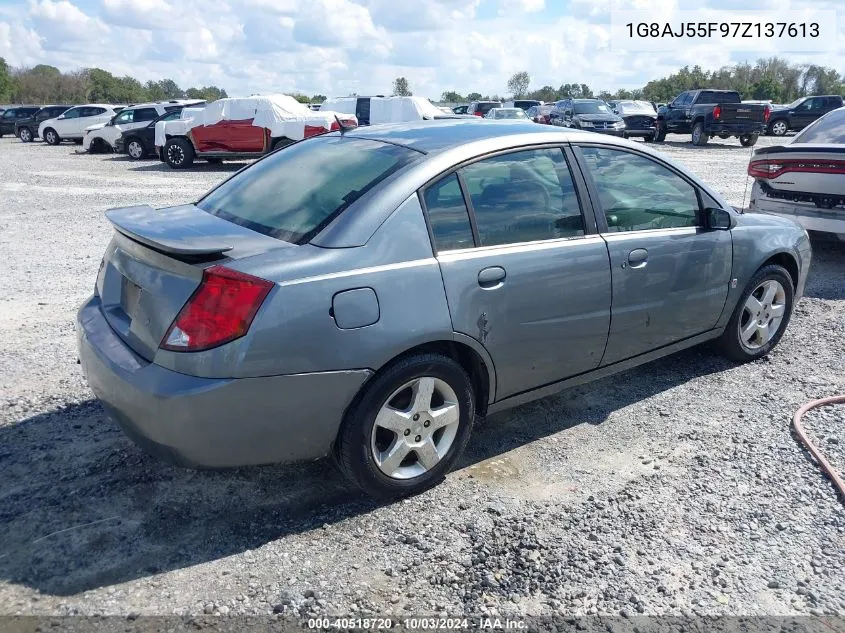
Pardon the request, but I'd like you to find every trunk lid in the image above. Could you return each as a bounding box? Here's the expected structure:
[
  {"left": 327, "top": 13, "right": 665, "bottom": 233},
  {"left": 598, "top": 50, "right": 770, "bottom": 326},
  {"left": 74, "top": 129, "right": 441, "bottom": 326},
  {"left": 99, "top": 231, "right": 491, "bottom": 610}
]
[{"left": 97, "top": 204, "right": 288, "bottom": 360}]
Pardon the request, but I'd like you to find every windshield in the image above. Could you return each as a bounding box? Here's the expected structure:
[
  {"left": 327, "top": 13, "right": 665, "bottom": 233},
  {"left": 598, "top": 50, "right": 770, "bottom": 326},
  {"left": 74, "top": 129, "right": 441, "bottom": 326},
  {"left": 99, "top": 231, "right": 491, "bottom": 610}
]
[
  {"left": 784, "top": 97, "right": 804, "bottom": 109},
  {"left": 792, "top": 108, "right": 845, "bottom": 144},
  {"left": 573, "top": 102, "right": 611, "bottom": 115},
  {"left": 493, "top": 109, "right": 527, "bottom": 119},
  {"left": 197, "top": 137, "right": 419, "bottom": 243},
  {"left": 617, "top": 101, "right": 655, "bottom": 115}
]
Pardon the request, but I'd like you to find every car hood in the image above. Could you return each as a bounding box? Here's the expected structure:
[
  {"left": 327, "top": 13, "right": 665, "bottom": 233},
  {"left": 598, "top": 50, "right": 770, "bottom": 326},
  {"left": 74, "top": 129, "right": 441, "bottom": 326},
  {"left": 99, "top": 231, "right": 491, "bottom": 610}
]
[
  {"left": 620, "top": 111, "right": 657, "bottom": 119},
  {"left": 38, "top": 117, "right": 59, "bottom": 129},
  {"left": 576, "top": 113, "right": 622, "bottom": 122},
  {"left": 84, "top": 122, "right": 108, "bottom": 133}
]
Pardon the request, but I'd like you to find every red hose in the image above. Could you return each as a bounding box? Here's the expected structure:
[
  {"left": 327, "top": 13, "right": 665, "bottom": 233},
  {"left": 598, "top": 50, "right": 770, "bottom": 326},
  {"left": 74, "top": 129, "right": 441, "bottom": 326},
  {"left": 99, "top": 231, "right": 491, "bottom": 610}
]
[{"left": 792, "top": 396, "right": 845, "bottom": 504}]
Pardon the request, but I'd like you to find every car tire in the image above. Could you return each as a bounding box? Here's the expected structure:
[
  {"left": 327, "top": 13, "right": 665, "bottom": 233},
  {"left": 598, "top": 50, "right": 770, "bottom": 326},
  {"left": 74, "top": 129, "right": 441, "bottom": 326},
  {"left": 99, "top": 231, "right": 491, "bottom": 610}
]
[
  {"left": 653, "top": 121, "right": 666, "bottom": 142},
  {"left": 643, "top": 134, "right": 654, "bottom": 143},
  {"left": 164, "top": 137, "right": 195, "bottom": 169},
  {"left": 768, "top": 119, "right": 788, "bottom": 136},
  {"left": 43, "top": 128, "right": 61, "bottom": 145},
  {"left": 18, "top": 127, "right": 33, "bottom": 143},
  {"left": 88, "top": 138, "right": 107, "bottom": 154},
  {"left": 336, "top": 353, "right": 476, "bottom": 499},
  {"left": 272, "top": 138, "right": 293, "bottom": 151},
  {"left": 126, "top": 138, "right": 146, "bottom": 160},
  {"left": 206, "top": 157, "right": 223, "bottom": 164},
  {"left": 717, "top": 264, "right": 794, "bottom": 363},
  {"left": 739, "top": 134, "right": 759, "bottom": 147},
  {"left": 691, "top": 122, "right": 708, "bottom": 146}
]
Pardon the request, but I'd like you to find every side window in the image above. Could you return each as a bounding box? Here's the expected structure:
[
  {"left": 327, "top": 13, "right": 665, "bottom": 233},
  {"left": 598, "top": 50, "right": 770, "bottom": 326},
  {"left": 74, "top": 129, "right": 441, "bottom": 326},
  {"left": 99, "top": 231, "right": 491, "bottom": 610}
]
[
  {"left": 459, "top": 148, "right": 584, "bottom": 247},
  {"left": 113, "top": 110, "right": 134, "bottom": 124},
  {"left": 422, "top": 174, "right": 475, "bottom": 252},
  {"left": 62, "top": 108, "right": 81, "bottom": 119},
  {"left": 134, "top": 108, "right": 158, "bottom": 122},
  {"left": 579, "top": 146, "right": 700, "bottom": 231},
  {"left": 2, "top": 110, "right": 14, "bottom": 119}
]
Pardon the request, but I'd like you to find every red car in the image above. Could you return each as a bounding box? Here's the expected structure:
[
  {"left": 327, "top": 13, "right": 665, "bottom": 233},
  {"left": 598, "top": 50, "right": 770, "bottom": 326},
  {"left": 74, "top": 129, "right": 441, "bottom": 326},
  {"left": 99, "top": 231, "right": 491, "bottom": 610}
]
[
  {"left": 527, "top": 105, "right": 554, "bottom": 124},
  {"left": 155, "top": 95, "right": 357, "bottom": 168}
]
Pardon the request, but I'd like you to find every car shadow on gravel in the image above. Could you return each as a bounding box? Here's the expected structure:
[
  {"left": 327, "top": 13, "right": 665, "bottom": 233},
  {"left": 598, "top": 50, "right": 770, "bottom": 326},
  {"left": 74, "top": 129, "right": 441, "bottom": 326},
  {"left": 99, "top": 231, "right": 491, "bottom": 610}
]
[
  {"left": 128, "top": 163, "right": 245, "bottom": 173},
  {"left": 804, "top": 233, "right": 845, "bottom": 300},
  {"left": 0, "top": 344, "right": 739, "bottom": 597}
]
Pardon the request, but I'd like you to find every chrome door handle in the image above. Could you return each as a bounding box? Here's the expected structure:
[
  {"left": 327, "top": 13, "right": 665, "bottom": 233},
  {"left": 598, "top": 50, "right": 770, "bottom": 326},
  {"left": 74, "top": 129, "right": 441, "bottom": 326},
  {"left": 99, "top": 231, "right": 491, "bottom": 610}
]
[{"left": 478, "top": 266, "right": 506, "bottom": 288}]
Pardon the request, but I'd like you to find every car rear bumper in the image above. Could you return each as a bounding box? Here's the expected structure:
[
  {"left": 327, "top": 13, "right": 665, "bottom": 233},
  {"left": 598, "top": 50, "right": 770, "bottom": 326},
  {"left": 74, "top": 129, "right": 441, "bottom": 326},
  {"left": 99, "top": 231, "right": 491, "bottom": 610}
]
[
  {"left": 707, "top": 123, "right": 766, "bottom": 135},
  {"left": 750, "top": 182, "right": 845, "bottom": 235},
  {"left": 76, "top": 295, "right": 372, "bottom": 468}
]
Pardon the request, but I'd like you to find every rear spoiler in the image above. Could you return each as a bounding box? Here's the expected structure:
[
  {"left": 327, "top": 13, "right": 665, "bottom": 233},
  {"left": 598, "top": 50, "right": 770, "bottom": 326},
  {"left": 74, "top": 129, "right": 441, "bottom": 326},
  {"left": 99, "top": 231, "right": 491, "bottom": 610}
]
[{"left": 105, "top": 205, "right": 234, "bottom": 256}]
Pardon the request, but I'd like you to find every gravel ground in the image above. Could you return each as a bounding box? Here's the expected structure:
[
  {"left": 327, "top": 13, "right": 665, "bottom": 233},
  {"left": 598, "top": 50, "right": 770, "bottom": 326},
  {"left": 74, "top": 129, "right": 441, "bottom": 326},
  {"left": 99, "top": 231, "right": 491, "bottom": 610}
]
[{"left": 1, "top": 133, "right": 844, "bottom": 619}]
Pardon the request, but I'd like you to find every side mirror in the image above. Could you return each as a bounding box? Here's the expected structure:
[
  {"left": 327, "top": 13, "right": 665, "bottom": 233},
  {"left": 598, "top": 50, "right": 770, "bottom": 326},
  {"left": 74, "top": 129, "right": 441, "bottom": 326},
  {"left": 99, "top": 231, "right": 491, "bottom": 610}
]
[
  {"left": 57, "top": 114, "right": 65, "bottom": 120},
  {"left": 704, "top": 207, "right": 733, "bottom": 230}
]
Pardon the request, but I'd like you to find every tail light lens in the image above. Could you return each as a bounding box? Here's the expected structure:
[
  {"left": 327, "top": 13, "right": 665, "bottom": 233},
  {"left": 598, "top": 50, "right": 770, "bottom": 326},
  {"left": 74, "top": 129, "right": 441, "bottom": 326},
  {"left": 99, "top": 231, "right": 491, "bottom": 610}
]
[
  {"left": 161, "top": 266, "right": 273, "bottom": 352},
  {"left": 474, "top": 111, "right": 482, "bottom": 116},
  {"left": 763, "top": 105, "right": 771, "bottom": 122},
  {"left": 748, "top": 158, "right": 845, "bottom": 179},
  {"left": 713, "top": 105, "right": 721, "bottom": 120}
]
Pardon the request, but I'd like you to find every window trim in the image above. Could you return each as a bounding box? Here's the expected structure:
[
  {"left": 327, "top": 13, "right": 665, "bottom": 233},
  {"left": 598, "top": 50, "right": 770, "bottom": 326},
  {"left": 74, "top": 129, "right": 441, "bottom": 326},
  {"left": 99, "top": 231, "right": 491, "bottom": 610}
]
[
  {"left": 571, "top": 142, "right": 706, "bottom": 234},
  {"left": 417, "top": 143, "right": 596, "bottom": 255}
]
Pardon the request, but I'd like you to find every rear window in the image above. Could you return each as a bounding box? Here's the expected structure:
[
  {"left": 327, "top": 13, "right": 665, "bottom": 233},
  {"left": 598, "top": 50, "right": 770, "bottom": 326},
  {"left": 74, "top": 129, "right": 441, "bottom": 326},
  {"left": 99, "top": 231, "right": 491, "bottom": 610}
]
[
  {"left": 793, "top": 108, "right": 845, "bottom": 144},
  {"left": 197, "top": 137, "right": 418, "bottom": 243},
  {"left": 477, "top": 103, "right": 500, "bottom": 115}
]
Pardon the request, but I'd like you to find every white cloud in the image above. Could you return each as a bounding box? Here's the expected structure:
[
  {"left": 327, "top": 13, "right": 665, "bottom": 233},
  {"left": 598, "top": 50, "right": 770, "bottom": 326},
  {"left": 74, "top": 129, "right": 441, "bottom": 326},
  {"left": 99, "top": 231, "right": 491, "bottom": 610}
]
[{"left": 0, "top": 0, "right": 840, "bottom": 101}]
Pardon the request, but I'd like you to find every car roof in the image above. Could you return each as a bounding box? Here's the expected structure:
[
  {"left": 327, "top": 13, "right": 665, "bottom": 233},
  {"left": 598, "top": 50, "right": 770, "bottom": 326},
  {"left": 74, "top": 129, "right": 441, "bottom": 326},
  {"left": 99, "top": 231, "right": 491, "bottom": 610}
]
[{"left": 336, "top": 118, "right": 586, "bottom": 154}]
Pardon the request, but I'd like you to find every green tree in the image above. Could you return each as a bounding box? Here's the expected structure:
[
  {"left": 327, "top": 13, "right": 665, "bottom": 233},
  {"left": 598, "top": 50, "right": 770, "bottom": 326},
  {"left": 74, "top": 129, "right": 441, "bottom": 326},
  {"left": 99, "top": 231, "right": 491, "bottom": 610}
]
[
  {"left": 392, "top": 77, "right": 412, "bottom": 96},
  {"left": 440, "top": 90, "right": 464, "bottom": 103},
  {"left": 85, "top": 68, "right": 119, "bottom": 102},
  {"left": 0, "top": 57, "right": 15, "bottom": 102},
  {"left": 185, "top": 86, "right": 228, "bottom": 101},
  {"left": 310, "top": 94, "right": 326, "bottom": 103},
  {"left": 466, "top": 92, "right": 482, "bottom": 101},
  {"left": 145, "top": 78, "right": 184, "bottom": 100},
  {"left": 507, "top": 71, "right": 530, "bottom": 98}
]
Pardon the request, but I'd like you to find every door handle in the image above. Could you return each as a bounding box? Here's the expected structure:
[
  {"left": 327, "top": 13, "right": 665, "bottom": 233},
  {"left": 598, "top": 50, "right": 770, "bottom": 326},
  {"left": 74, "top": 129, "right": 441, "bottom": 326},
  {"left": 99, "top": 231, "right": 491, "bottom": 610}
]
[
  {"left": 627, "top": 248, "right": 648, "bottom": 268},
  {"left": 478, "top": 266, "right": 506, "bottom": 288}
]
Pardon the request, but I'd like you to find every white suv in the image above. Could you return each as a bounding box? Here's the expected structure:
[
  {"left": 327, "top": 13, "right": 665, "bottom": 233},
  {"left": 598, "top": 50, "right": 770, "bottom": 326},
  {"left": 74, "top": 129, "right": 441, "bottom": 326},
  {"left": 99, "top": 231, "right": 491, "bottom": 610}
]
[
  {"left": 38, "top": 104, "right": 123, "bottom": 145},
  {"left": 82, "top": 100, "right": 204, "bottom": 153}
]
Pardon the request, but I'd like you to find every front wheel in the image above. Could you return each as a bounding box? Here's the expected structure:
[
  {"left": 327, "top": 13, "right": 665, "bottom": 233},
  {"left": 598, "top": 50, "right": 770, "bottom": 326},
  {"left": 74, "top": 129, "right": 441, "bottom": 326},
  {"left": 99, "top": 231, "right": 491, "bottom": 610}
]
[
  {"left": 126, "top": 138, "right": 146, "bottom": 160},
  {"left": 691, "top": 122, "right": 708, "bottom": 146},
  {"left": 336, "top": 353, "right": 475, "bottom": 499},
  {"left": 653, "top": 121, "right": 666, "bottom": 142},
  {"left": 768, "top": 119, "right": 788, "bottom": 136},
  {"left": 739, "top": 134, "right": 758, "bottom": 147},
  {"left": 164, "top": 137, "right": 195, "bottom": 169},
  {"left": 43, "top": 128, "right": 61, "bottom": 145},
  {"left": 717, "top": 265, "right": 794, "bottom": 362},
  {"left": 18, "top": 127, "right": 33, "bottom": 142}
]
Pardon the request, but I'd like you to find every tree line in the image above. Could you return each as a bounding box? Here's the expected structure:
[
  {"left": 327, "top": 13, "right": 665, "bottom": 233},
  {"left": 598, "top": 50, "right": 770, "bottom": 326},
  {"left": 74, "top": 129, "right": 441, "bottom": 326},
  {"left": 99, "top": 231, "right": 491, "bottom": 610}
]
[
  {"left": 0, "top": 60, "right": 231, "bottom": 105},
  {"left": 439, "top": 57, "right": 845, "bottom": 104}
]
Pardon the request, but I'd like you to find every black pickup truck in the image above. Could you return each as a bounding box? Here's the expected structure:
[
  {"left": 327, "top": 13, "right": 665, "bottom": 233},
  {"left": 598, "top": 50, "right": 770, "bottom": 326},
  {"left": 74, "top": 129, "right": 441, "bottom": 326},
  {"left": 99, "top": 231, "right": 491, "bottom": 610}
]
[{"left": 655, "top": 89, "right": 769, "bottom": 147}]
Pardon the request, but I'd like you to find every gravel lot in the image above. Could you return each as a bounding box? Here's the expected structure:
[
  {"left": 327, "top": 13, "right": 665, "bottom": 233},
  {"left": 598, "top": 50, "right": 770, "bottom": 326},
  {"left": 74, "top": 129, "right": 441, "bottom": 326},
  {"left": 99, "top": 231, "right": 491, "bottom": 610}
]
[{"left": 0, "top": 133, "right": 843, "bottom": 619}]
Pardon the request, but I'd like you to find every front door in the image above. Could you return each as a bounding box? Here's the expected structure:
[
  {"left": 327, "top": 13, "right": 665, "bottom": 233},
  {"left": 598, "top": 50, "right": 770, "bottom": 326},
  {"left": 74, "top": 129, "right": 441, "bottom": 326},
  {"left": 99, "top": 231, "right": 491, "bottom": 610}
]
[
  {"left": 53, "top": 107, "right": 83, "bottom": 136},
  {"left": 574, "top": 144, "right": 732, "bottom": 365},
  {"left": 421, "top": 147, "right": 612, "bottom": 399}
]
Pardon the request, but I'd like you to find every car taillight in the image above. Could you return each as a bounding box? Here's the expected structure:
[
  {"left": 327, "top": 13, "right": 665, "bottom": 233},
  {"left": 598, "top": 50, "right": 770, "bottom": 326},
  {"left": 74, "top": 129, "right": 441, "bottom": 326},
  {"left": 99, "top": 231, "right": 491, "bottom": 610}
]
[
  {"left": 713, "top": 105, "right": 721, "bottom": 120},
  {"left": 748, "top": 158, "right": 845, "bottom": 179},
  {"left": 763, "top": 105, "right": 771, "bottom": 122},
  {"left": 161, "top": 265, "right": 273, "bottom": 352},
  {"left": 474, "top": 112, "right": 482, "bottom": 116}
]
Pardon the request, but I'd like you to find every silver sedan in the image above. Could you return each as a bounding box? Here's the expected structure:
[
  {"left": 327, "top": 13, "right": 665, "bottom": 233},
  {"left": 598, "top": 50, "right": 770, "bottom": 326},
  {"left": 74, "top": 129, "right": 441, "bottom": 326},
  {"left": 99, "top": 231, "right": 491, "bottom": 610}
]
[{"left": 77, "top": 119, "right": 811, "bottom": 498}]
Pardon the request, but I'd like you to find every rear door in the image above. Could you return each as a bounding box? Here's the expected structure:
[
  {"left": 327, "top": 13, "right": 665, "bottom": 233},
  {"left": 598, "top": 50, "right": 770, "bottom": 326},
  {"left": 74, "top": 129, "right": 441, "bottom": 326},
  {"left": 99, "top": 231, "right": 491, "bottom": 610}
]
[
  {"left": 573, "top": 143, "right": 732, "bottom": 364},
  {"left": 423, "top": 146, "right": 612, "bottom": 399}
]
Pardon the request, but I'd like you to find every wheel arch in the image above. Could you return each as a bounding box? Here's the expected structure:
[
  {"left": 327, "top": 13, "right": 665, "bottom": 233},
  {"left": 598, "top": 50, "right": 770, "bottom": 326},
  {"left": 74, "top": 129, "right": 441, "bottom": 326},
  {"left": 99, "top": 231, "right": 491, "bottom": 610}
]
[
  {"left": 760, "top": 251, "right": 799, "bottom": 290},
  {"left": 353, "top": 337, "right": 496, "bottom": 419}
]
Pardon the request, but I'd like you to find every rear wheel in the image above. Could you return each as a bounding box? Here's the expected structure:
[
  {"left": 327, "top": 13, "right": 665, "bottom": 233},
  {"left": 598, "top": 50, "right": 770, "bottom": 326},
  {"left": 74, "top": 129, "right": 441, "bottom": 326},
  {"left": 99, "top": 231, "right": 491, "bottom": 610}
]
[
  {"left": 653, "top": 120, "right": 666, "bottom": 142},
  {"left": 739, "top": 134, "right": 758, "bottom": 147},
  {"left": 643, "top": 134, "right": 654, "bottom": 143},
  {"left": 691, "top": 122, "right": 708, "bottom": 146},
  {"left": 769, "top": 119, "right": 788, "bottom": 136},
  {"left": 164, "top": 137, "right": 195, "bottom": 169},
  {"left": 126, "top": 138, "right": 146, "bottom": 160},
  {"left": 44, "top": 128, "right": 61, "bottom": 145},
  {"left": 336, "top": 353, "right": 475, "bottom": 499},
  {"left": 717, "top": 265, "right": 794, "bottom": 362},
  {"left": 272, "top": 138, "right": 293, "bottom": 151},
  {"left": 18, "top": 127, "right": 33, "bottom": 142}
]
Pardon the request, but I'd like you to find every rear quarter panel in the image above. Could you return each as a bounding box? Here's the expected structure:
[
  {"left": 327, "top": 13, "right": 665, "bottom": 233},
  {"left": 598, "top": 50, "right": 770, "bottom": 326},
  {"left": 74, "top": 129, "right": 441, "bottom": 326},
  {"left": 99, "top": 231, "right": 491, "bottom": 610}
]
[
  {"left": 191, "top": 119, "right": 268, "bottom": 153},
  {"left": 152, "top": 194, "right": 456, "bottom": 379},
  {"left": 715, "top": 213, "right": 810, "bottom": 328}
]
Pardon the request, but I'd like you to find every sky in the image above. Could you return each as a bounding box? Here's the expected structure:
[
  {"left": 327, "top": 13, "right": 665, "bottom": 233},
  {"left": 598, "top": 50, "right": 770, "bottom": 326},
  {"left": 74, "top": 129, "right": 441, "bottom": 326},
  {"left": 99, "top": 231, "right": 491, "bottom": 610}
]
[{"left": 0, "top": 0, "right": 842, "bottom": 99}]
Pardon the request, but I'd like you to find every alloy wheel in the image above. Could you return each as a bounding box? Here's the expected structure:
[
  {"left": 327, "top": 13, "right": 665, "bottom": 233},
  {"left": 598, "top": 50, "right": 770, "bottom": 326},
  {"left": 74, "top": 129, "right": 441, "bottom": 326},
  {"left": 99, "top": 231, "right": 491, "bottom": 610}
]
[
  {"left": 738, "top": 279, "right": 787, "bottom": 350},
  {"left": 167, "top": 144, "right": 184, "bottom": 165},
  {"left": 46, "top": 130, "right": 56, "bottom": 144},
  {"left": 19, "top": 128, "right": 32, "bottom": 142},
  {"left": 370, "top": 376, "right": 461, "bottom": 480},
  {"left": 771, "top": 120, "right": 787, "bottom": 136},
  {"left": 128, "top": 141, "right": 144, "bottom": 159}
]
